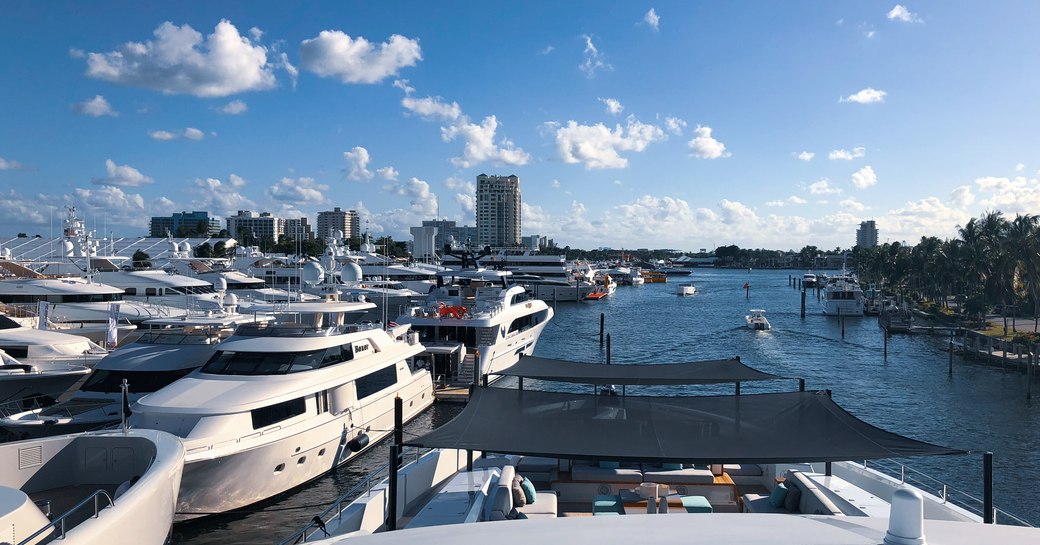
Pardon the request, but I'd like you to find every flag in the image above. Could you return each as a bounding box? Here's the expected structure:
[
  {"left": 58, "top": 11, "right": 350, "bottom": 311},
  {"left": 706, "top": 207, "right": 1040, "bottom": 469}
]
[
  {"left": 37, "top": 301, "right": 49, "bottom": 330},
  {"left": 107, "top": 303, "right": 120, "bottom": 349},
  {"left": 386, "top": 321, "right": 400, "bottom": 329}
]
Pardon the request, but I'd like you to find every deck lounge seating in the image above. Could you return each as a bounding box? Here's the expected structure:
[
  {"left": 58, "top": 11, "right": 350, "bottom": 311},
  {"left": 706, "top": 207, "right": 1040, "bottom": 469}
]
[
  {"left": 741, "top": 470, "right": 843, "bottom": 515},
  {"left": 569, "top": 460, "right": 643, "bottom": 484},
  {"left": 484, "top": 465, "right": 558, "bottom": 520},
  {"left": 640, "top": 464, "right": 716, "bottom": 486}
]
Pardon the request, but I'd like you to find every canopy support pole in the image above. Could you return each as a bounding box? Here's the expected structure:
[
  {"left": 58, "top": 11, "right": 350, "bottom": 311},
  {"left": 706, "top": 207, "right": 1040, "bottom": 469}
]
[
  {"left": 825, "top": 461, "right": 832, "bottom": 476},
  {"left": 735, "top": 381, "right": 741, "bottom": 396},
  {"left": 387, "top": 397, "right": 403, "bottom": 531},
  {"left": 984, "top": 451, "right": 994, "bottom": 523}
]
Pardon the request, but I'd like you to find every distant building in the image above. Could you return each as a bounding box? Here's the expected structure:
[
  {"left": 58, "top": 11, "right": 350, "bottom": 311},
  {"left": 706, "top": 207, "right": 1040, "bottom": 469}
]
[
  {"left": 420, "top": 219, "right": 478, "bottom": 253},
  {"left": 283, "top": 217, "right": 314, "bottom": 241},
  {"left": 525, "top": 235, "right": 548, "bottom": 251},
  {"left": 410, "top": 224, "right": 439, "bottom": 262},
  {"left": 856, "top": 220, "right": 878, "bottom": 249},
  {"left": 149, "top": 211, "right": 222, "bottom": 237},
  {"left": 476, "top": 174, "right": 521, "bottom": 247},
  {"left": 316, "top": 207, "right": 359, "bottom": 240},
  {"left": 226, "top": 210, "right": 282, "bottom": 242}
]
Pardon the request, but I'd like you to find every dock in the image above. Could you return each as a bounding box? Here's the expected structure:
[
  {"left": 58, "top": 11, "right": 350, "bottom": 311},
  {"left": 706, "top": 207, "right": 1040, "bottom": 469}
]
[{"left": 433, "top": 384, "right": 471, "bottom": 403}]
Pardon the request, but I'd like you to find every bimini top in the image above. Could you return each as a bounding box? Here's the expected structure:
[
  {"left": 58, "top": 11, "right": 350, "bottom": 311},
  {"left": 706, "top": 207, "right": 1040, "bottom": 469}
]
[
  {"left": 403, "top": 387, "right": 965, "bottom": 464},
  {"left": 491, "top": 356, "right": 783, "bottom": 385}
]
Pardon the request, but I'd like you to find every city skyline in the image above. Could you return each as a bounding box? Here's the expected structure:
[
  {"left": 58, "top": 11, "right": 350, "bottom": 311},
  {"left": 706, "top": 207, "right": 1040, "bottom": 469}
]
[{"left": 2, "top": 2, "right": 1039, "bottom": 251}]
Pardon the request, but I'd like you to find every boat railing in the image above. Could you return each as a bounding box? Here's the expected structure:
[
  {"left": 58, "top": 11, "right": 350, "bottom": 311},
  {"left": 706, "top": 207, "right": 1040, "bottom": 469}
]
[
  {"left": 18, "top": 489, "right": 115, "bottom": 545},
  {"left": 279, "top": 446, "right": 433, "bottom": 544},
  {"left": 861, "top": 459, "right": 1033, "bottom": 527}
]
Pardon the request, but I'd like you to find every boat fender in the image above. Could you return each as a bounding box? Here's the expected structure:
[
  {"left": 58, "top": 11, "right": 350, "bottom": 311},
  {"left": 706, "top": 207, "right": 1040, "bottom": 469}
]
[{"left": 347, "top": 433, "right": 370, "bottom": 453}]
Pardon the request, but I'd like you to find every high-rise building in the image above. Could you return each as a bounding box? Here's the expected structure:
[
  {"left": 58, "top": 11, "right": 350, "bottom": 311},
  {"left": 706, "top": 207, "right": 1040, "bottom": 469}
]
[
  {"left": 316, "top": 207, "right": 359, "bottom": 240},
  {"left": 476, "top": 174, "right": 521, "bottom": 247},
  {"left": 856, "top": 220, "right": 878, "bottom": 249},
  {"left": 419, "top": 219, "right": 478, "bottom": 254},
  {"left": 226, "top": 210, "right": 283, "bottom": 242},
  {"left": 283, "top": 218, "right": 314, "bottom": 241},
  {"left": 149, "top": 211, "right": 222, "bottom": 237}
]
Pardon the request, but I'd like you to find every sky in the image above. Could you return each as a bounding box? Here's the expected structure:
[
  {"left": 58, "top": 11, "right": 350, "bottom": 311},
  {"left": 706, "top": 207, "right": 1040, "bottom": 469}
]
[{"left": 2, "top": 1, "right": 1040, "bottom": 252}]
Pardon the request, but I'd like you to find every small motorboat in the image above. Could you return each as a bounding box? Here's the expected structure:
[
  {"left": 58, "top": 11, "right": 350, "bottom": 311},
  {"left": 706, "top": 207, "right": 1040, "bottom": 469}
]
[
  {"left": 677, "top": 282, "right": 696, "bottom": 296},
  {"left": 746, "top": 309, "right": 771, "bottom": 331}
]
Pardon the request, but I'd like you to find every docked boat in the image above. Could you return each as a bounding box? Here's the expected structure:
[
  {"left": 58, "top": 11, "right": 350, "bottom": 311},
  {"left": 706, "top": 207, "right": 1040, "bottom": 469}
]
[
  {"left": 0, "top": 428, "right": 184, "bottom": 545},
  {"left": 130, "top": 285, "right": 435, "bottom": 519},
  {"left": 640, "top": 270, "right": 667, "bottom": 283},
  {"left": 281, "top": 356, "right": 1033, "bottom": 545},
  {"left": 746, "top": 309, "right": 771, "bottom": 331},
  {"left": 395, "top": 250, "right": 554, "bottom": 384},
  {"left": 677, "top": 282, "right": 696, "bottom": 296},
  {"left": 0, "top": 350, "right": 91, "bottom": 413},
  {"left": 822, "top": 272, "right": 864, "bottom": 316},
  {"left": 802, "top": 271, "right": 817, "bottom": 289}
]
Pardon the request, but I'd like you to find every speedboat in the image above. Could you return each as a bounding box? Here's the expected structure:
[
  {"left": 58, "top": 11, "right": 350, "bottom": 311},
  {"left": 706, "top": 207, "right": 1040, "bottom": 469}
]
[
  {"left": 130, "top": 282, "right": 435, "bottom": 519},
  {"left": 746, "top": 309, "right": 771, "bottom": 331},
  {"left": 802, "top": 272, "right": 817, "bottom": 289},
  {"left": 281, "top": 356, "right": 1034, "bottom": 544},
  {"left": 822, "top": 271, "right": 865, "bottom": 316},
  {"left": 677, "top": 282, "right": 696, "bottom": 296},
  {"left": 0, "top": 428, "right": 183, "bottom": 545}
]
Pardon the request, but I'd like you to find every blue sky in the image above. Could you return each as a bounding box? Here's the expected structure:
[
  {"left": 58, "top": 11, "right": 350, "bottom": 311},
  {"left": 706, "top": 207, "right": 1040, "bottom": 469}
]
[{"left": 2, "top": 1, "right": 1039, "bottom": 251}]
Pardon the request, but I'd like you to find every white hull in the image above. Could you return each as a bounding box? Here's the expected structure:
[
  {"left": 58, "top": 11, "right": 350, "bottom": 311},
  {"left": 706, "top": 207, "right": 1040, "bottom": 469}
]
[{"left": 822, "top": 300, "right": 865, "bottom": 316}]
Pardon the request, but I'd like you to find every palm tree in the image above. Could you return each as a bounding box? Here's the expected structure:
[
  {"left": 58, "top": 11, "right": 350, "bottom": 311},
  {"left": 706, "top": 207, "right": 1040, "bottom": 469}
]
[{"left": 1008, "top": 214, "right": 1040, "bottom": 332}]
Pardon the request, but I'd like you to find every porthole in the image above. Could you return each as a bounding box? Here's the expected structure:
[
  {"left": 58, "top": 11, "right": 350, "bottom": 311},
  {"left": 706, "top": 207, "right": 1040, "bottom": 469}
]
[
  {"left": 319, "top": 448, "right": 326, "bottom": 456},
  {"left": 274, "top": 463, "right": 285, "bottom": 473},
  {"left": 298, "top": 456, "right": 307, "bottom": 464}
]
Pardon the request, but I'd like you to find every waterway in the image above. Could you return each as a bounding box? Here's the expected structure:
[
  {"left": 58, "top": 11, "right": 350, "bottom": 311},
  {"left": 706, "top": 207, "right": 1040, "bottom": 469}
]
[{"left": 175, "top": 268, "right": 1040, "bottom": 543}]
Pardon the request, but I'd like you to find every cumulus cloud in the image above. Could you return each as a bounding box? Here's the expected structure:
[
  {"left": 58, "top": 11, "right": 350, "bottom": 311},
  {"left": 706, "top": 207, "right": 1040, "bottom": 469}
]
[
  {"left": 269, "top": 177, "right": 328, "bottom": 204},
  {"left": 808, "top": 179, "right": 842, "bottom": 195},
  {"left": 539, "top": 46, "right": 555, "bottom": 55},
  {"left": 84, "top": 20, "right": 277, "bottom": 97},
  {"left": 344, "top": 146, "right": 374, "bottom": 181},
  {"left": 299, "top": 30, "right": 421, "bottom": 84},
  {"left": 687, "top": 125, "right": 730, "bottom": 159},
  {"left": 91, "top": 159, "right": 154, "bottom": 187},
  {"left": 881, "top": 198, "right": 968, "bottom": 242},
  {"left": 664, "top": 117, "right": 686, "bottom": 135},
  {"left": 183, "top": 127, "right": 204, "bottom": 140},
  {"left": 0, "top": 190, "right": 54, "bottom": 226},
  {"left": 149, "top": 130, "right": 177, "bottom": 141},
  {"left": 840, "top": 88, "right": 887, "bottom": 104},
  {"left": 74, "top": 95, "right": 118, "bottom": 117},
  {"left": 72, "top": 186, "right": 150, "bottom": 228},
  {"left": 1016, "top": 163, "right": 1025, "bottom": 172},
  {"left": 887, "top": 5, "right": 922, "bottom": 23},
  {"left": 829, "top": 147, "right": 866, "bottom": 160},
  {"left": 851, "top": 165, "right": 877, "bottom": 189},
  {"left": 765, "top": 196, "right": 808, "bottom": 207},
  {"left": 370, "top": 177, "right": 440, "bottom": 231},
  {"left": 551, "top": 179, "right": 561, "bottom": 189},
  {"left": 148, "top": 127, "right": 205, "bottom": 140},
  {"left": 599, "top": 97, "right": 624, "bottom": 115},
  {"left": 189, "top": 176, "right": 255, "bottom": 215},
  {"left": 0, "top": 157, "right": 24, "bottom": 170},
  {"left": 949, "top": 185, "right": 975, "bottom": 207},
  {"left": 643, "top": 8, "right": 660, "bottom": 31},
  {"left": 552, "top": 116, "right": 667, "bottom": 169},
  {"left": 376, "top": 166, "right": 398, "bottom": 181},
  {"left": 840, "top": 198, "right": 867, "bottom": 212},
  {"left": 401, "top": 95, "right": 461, "bottom": 122},
  {"left": 220, "top": 100, "right": 248, "bottom": 115},
  {"left": 975, "top": 175, "right": 1040, "bottom": 214},
  {"left": 795, "top": 151, "right": 815, "bottom": 162},
  {"left": 393, "top": 79, "right": 415, "bottom": 95},
  {"left": 441, "top": 115, "right": 531, "bottom": 168},
  {"left": 579, "top": 35, "right": 612, "bottom": 77}
]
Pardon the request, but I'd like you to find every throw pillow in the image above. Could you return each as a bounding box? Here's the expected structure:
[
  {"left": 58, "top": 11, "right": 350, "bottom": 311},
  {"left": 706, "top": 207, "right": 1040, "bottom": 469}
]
[
  {"left": 515, "top": 511, "right": 529, "bottom": 519},
  {"left": 783, "top": 482, "right": 802, "bottom": 512},
  {"left": 598, "top": 460, "right": 621, "bottom": 469},
  {"left": 661, "top": 462, "right": 683, "bottom": 470},
  {"left": 511, "top": 475, "right": 526, "bottom": 507},
  {"left": 520, "top": 476, "right": 537, "bottom": 504},
  {"left": 768, "top": 482, "right": 788, "bottom": 508}
]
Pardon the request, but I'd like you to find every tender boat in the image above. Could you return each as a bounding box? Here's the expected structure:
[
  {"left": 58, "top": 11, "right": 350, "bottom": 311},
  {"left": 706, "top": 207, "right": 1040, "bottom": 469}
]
[
  {"left": 677, "top": 282, "right": 696, "bottom": 296},
  {"left": 0, "top": 428, "right": 183, "bottom": 545},
  {"left": 746, "top": 309, "right": 771, "bottom": 331},
  {"left": 281, "top": 356, "right": 1034, "bottom": 545},
  {"left": 130, "top": 268, "right": 435, "bottom": 519}
]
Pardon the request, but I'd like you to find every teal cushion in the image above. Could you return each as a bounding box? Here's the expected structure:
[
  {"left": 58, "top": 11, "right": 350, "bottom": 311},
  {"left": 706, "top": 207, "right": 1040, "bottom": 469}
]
[
  {"left": 520, "top": 477, "right": 537, "bottom": 504},
  {"left": 598, "top": 460, "right": 620, "bottom": 469},
  {"left": 661, "top": 463, "right": 683, "bottom": 470},
  {"left": 515, "top": 511, "right": 529, "bottom": 519},
  {"left": 769, "top": 482, "right": 788, "bottom": 508}
]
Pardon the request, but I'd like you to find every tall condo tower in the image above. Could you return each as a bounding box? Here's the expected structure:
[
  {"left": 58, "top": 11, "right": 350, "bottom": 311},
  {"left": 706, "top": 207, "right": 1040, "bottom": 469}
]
[
  {"left": 856, "top": 220, "right": 878, "bottom": 249},
  {"left": 316, "top": 207, "right": 360, "bottom": 240},
  {"left": 476, "top": 174, "right": 521, "bottom": 247}
]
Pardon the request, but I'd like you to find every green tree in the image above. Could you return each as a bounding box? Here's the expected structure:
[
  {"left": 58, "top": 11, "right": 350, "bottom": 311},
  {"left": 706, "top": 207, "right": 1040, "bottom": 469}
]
[
  {"left": 131, "top": 250, "right": 151, "bottom": 270},
  {"left": 194, "top": 242, "right": 213, "bottom": 258}
]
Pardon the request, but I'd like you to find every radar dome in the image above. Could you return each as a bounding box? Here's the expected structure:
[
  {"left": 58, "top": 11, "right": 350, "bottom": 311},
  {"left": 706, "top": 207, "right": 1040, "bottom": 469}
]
[
  {"left": 333, "top": 229, "right": 344, "bottom": 240},
  {"left": 223, "top": 292, "right": 238, "bottom": 309},
  {"left": 340, "top": 261, "right": 363, "bottom": 283},
  {"left": 215, "top": 276, "right": 228, "bottom": 292},
  {"left": 302, "top": 261, "right": 324, "bottom": 286},
  {"left": 62, "top": 240, "right": 74, "bottom": 257},
  {"left": 180, "top": 242, "right": 192, "bottom": 253}
]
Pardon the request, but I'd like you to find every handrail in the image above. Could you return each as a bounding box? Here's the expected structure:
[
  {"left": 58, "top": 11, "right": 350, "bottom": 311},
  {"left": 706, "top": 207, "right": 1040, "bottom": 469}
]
[{"left": 18, "top": 488, "right": 115, "bottom": 545}]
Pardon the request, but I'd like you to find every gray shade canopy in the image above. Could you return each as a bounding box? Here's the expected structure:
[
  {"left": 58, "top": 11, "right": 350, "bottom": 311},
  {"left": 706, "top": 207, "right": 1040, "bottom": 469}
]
[
  {"left": 404, "top": 387, "right": 966, "bottom": 463},
  {"left": 491, "top": 356, "right": 785, "bottom": 385}
]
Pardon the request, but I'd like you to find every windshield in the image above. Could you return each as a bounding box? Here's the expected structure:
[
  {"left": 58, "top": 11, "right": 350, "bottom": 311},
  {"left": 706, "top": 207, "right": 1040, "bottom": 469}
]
[{"left": 200, "top": 344, "right": 354, "bottom": 375}]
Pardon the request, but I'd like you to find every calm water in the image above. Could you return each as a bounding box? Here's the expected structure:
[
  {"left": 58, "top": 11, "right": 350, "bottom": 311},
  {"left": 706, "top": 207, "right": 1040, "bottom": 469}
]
[{"left": 176, "top": 268, "right": 1040, "bottom": 543}]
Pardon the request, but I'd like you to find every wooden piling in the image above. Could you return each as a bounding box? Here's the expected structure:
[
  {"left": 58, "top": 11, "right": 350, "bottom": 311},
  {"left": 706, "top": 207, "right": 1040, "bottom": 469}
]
[
  {"left": 800, "top": 289, "right": 806, "bottom": 318},
  {"left": 883, "top": 328, "right": 888, "bottom": 358},
  {"left": 599, "top": 313, "right": 604, "bottom": 346},
  {"left": 606, "top": 334, "right": 611, "bottom": 365},
  {"left": 948, "top": 331, "right": 954, "bottom": 375}
]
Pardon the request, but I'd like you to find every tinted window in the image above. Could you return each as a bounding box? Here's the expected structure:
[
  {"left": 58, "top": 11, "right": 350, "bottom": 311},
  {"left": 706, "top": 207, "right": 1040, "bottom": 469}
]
[
  {"left": 251, "top": 397, "right": 306, "bottom": 429},
  {"left": 202, "top": 347, "right": 329, "bottom": 375},
  {"left": 356, "top": 365, "right": 398, "bottom": 400},
  {"left": 81, "top": 368, "right": 196, "bottom": 393}
]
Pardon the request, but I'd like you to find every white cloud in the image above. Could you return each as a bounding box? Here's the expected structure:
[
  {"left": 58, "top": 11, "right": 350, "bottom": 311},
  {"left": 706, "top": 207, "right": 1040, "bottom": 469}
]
[
  {"left": 687, "top": 125, "right": 730, "bottom": 159},
  {"left": 949, "top": 185, "right": 975, "bottom": 207},
  {"left": 372, "top": 177, "right": 440, "bottom": 230},
  {"left": 1016, "top": 163, "right": 1025, "bottom": 172},
  {"left": 539, "top": 46, "right": 555, "bottom": 55},
  {"left": 228, "top": 173, "right": 246, "bottom": 188},
  {"left": 299, "top": 30, "right": 422, "bottom": 84},
  {"left": 839, "top": 198, "right": 867, "bottom": 212},
  {"left": 881, "top": 198, "right": 968, "bottom": 242},
  {"left": 644, "top": 8, "right": 660, "bottom": 31},
  {"left": 74, "top": 95, "right": 118, "bottom": 117},
  {"left": 401, "top": 95, "right": 461, "bottom": 122},
  {"left": 599, "top": 97, "right": 624, "bottom": 115},
  {"left": 72, "top": 186, "right": 149, "bottom": 228},
  {"left": 269, "top": 177, "right": 328, "bottom": 204},
  {"left": 189, "top": 176, "right": 255, "bottom": 215},
  {"left": 183, "top": 127, "right": 204, "bottom": 140},
  {"left": 392, "top": 79, "right": 415, "bottom": 95},
  {"left": 278, "top": 52, "right": 298, "bottom": 90},
  {"left": 0, "top": 190, "right": 54, "bottom": 225},
  {"left": 220, "top": 100, "right": 248, "bottom": 115},
  {"left": 441, "top": 115, "right": 531, "bottom": 168},
  {"left": 579, "top": 35, "right": 612, "bottom": 78},
  {"left": 91, "top": 159, "right": 154, "bottom": 187},
  {"left": 149, "top": 130, "right": 177, "bottom": 141},
  {"left": 829, "top": 146, "right": 866, "bottom": 160},
  {"left": 808, "top": 179, "right": 842, "bottom": 195},
  {"left": 795, "top": 151, "right": 815, "bottom": 162},
  {"left": 851, "top": 165, "right": 878, "bottom": 189},
  {"left": 768, "top": 195, "right": 809, "bottom": 207},
  {"left": 148, "top": 127, "right": 205, "bottom": 140},
  {"left": 553, "top": 116, "right": 667, "bottom": 169},
  {"left": 551, "top": 179, "right": 561, "bottom": 189},
  {"left": 840, "top": 88, "right": 887, "bottom": 104},
  {"left": 85, "top": 20, "right": 276, "bottom": 97},
  {"left": 376, "top": 166, "right": 398, "bottom": 181},
  {"left": 975, "top": 175, "right": 1040, "bottom": 214},
  {"left": 344, "top": 146, "right": 374, "bottom": 181},
  {"left": 445, "top": 176, "right": 477, "bottom": 215},
  {"left": 444, "top": 176, "right": 476, "bottom": 194},
  {"left": 0, "top": 157, "right": 24, "bottom": 170},
  {"left": 664, "top": 117, "right": 686, "bottom": 136},
  {"left": 865, "top": 30, "right": 876, "bottom": 39},
  {"left": 887, "top": 5, "right": 922, "bottom": 23}
]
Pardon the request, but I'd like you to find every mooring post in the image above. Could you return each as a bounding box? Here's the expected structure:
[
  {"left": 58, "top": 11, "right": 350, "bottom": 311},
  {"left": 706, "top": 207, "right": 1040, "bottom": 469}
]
[
  {"left": 599, "top": 313, "right": 604, "bottom": 346},
  {"left": 984, "top": 452, "right": 994, "bottom": 523},
  {"left": 949, "top": 331, "right": 954, "bottom": 375},
  {"left": 799, "top": 378, "right": 805, "bottom": 392},
  {"left": 387, "top": 443, "right": 400, "bottom": 531},
  {"left": 883, "top": 329, "right": 888, "bottom": 358},
  {"left": 800, "top": 289, "right": 806, "bottom": 319},
  {"left": 606, "top": 334, "right": 611, "bottom": 365}
]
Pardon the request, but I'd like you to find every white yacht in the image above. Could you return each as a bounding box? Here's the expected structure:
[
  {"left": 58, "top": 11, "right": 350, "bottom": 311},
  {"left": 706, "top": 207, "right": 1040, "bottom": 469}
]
[
  {"left": 677, "top": 282, "right": 697, "bottom": 296},
  {"left": 0, "top": 314, "right": 108, "bottom": 367},
  {"left": 130, "top": 290, "right": 435, "bottom": 519},
  {"left": 0, "top": 309, "right": 269, "bottom": 439},
  {"left": 395, "top": 257, "right": 554, "bottom": 384},
  {"left": 0, "top": 276, "right": 140, "bottom": 343},
  {"left": 822, "top": 272, "right": 865, "bottom": 316},
  {"left": 802, "top": 271, "right": 818, "bottom": 289},
  {"left": 746, "top": 309, "right": 771, "bottom": 330},
  {"left": 0, "top": 428, "right": 184, "bottom": 545},
  {"left": 0, "top": 349, "right": 91, "bottom": 414}
]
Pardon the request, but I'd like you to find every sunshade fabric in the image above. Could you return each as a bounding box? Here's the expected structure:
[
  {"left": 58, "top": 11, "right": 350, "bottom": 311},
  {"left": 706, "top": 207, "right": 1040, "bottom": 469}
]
[
  {"left": 404, "top": 388, "right": 965, "bottom": 463},
  {"left": 491, "top": 356, "right": 784, "bottom": 385}
]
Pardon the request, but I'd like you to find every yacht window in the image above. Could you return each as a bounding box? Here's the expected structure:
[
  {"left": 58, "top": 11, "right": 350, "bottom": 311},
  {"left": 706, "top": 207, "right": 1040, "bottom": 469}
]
[
  {"left": 145, "top": 288, "right": 158, "bottom": 296},
  {"left": 124, "top": 288, "right": 137, "bottom": 296},
  {"left": 320, "top": 344, "right": 354, "bottom": 368},
  {"left": 355, "top": 365, "right": 398, "bottom": 400},
  {"left": 507, "top": 314, "right": 534, "bottom": 334},
  {"left": 81, "top": 368, "right": 196, "bottom": 393},
  {"left": 251, "top": 397, "right": 306, "bottom": 429},
  {"left": 0, "top": 346, "right": 28, "bottom": 358},
  {"left": 201, "top": 348, "right": 326, "bottom": 375}
]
